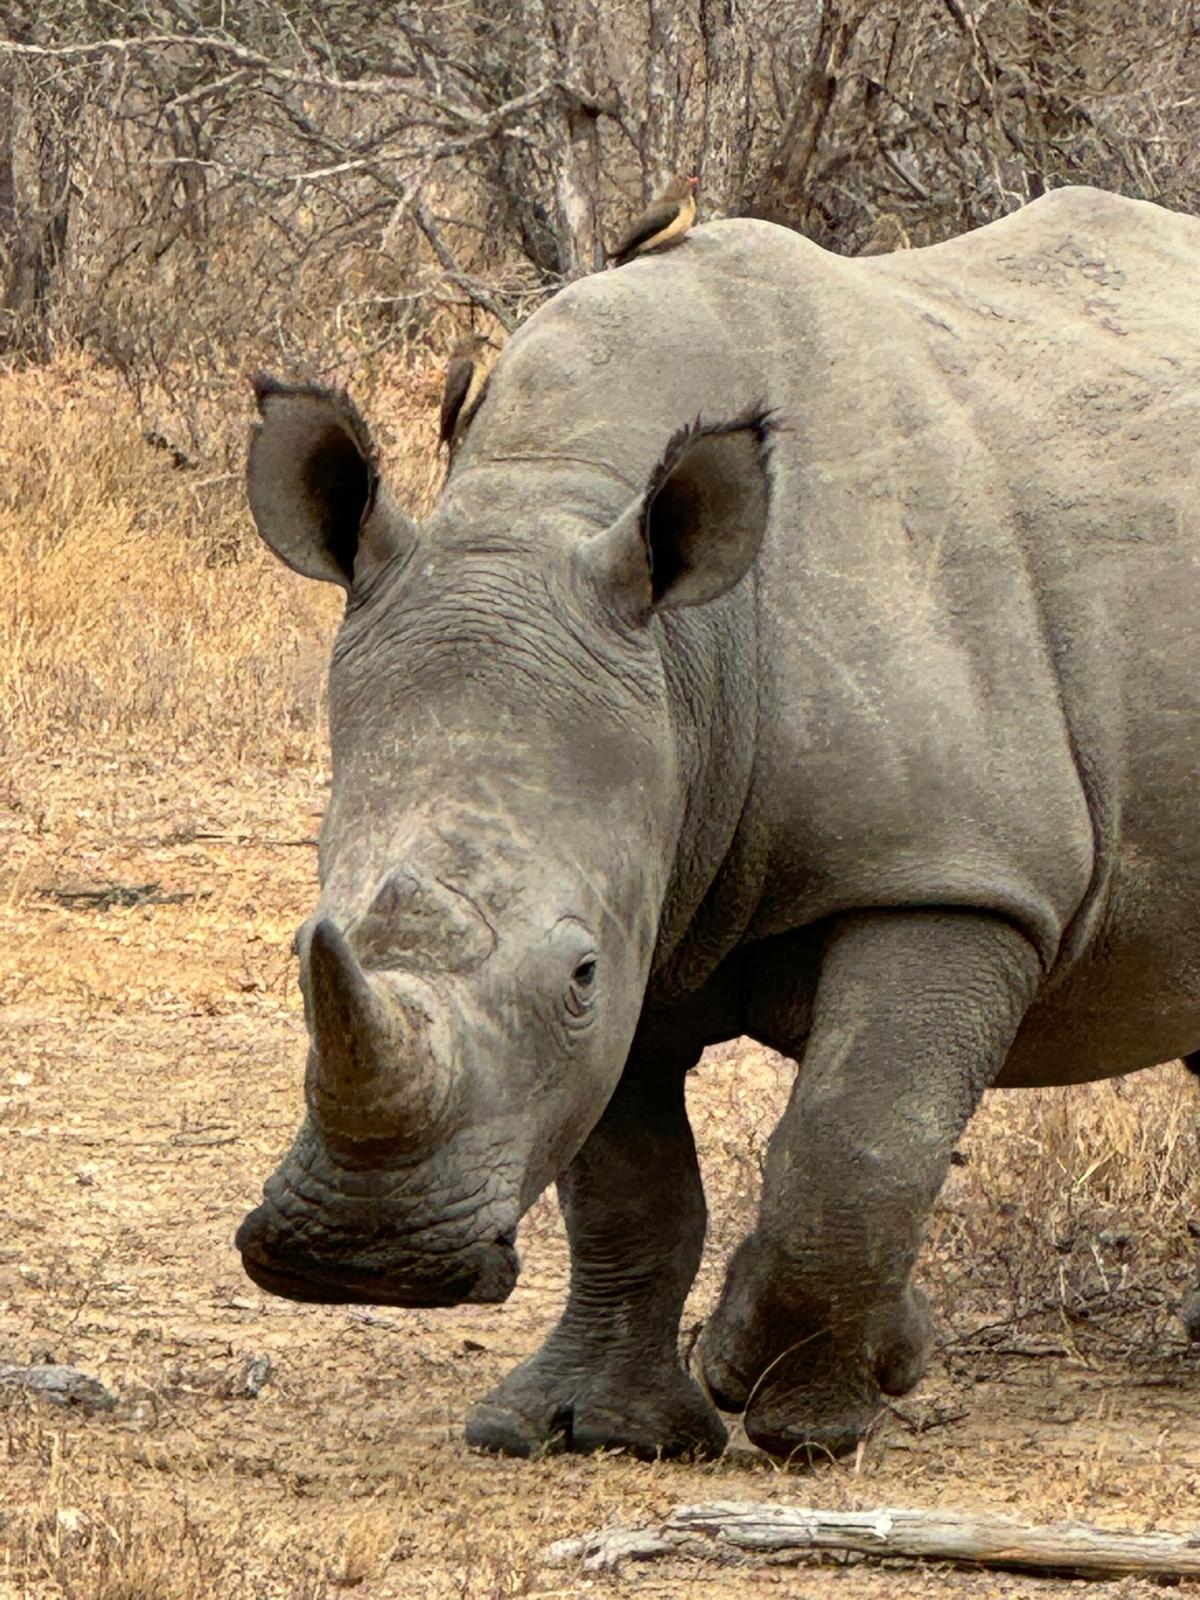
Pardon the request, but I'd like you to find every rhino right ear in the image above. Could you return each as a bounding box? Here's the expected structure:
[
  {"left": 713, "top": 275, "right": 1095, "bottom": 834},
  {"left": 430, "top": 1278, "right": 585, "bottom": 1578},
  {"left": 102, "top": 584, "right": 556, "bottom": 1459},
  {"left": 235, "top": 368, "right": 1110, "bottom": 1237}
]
[
  {"left": 579, "top": 411, "right": 772, "bottom": 623},
  {"left": 247, "top": 375, "right": 415, "bottom": 590}
]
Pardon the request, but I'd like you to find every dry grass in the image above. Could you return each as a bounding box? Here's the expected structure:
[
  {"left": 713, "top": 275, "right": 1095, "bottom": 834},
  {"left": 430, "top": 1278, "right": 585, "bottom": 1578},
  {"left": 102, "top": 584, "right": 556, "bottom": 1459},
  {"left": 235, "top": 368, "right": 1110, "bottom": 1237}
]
[
  {"left": 2, "top": 1408, "right": 410, "bottom": 1598},
  {"left": 0, "top": 360, "right": 1197, "bottom": 1598},
  {"left": 0, "top": 355, "right": 449, "bottom": 771}
]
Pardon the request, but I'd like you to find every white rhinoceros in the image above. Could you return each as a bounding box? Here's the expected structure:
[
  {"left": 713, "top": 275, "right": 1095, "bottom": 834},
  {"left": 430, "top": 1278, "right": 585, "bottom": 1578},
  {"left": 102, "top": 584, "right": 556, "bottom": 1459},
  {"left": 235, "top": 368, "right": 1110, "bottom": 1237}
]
[{"left": 237, "top": 186, "right": 1200, "bottom": 1460}]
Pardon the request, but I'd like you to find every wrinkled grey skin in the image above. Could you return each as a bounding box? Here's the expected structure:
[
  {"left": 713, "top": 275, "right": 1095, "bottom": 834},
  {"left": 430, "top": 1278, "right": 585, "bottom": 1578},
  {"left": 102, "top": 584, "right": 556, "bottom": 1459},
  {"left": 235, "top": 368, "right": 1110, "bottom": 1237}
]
[{"left": 237, "top": 187, "right": 1200, "bottom": 1463}]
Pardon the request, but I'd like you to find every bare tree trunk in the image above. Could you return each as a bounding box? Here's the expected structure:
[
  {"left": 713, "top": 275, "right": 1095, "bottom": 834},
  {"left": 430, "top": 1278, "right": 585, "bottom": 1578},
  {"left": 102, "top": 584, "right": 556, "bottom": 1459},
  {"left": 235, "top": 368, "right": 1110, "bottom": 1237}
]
[
  {"left": 553, "top": 90, "right": 603, "bottom": 278},
  {"left": 643, "top": 0, "right": 686, "bottom": 193},
  {"left": 0, "top": 61, "right": 17, "bottom": 267},
  {"left": 2, "top": 75, "right": 78, "bottom": 357},
  {"left": 751, "top": 0, "right": 869, "bottom": 227},
  {"left": 699, "top": 0, "right": 756, "bottom": 217},
  {"left": 523, "top": 0, "right": 605, "bottom": 279}
]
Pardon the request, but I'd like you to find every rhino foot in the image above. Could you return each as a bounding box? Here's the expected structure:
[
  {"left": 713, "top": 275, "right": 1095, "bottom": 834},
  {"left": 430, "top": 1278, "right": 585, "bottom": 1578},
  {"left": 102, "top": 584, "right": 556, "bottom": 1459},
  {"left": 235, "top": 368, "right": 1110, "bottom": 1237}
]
[
  {"left": 738, "top": 1353, "right": 885, "bottom": 1464},
  {"left": 697, "top": 1332, "right": 882, "bottom": 1462},
  {"left": 696, "top": 1266, "right": 931, "bottom": 1464},
  {"left": 465, "top": 1347, "right": 727, "bottom": 1460}
]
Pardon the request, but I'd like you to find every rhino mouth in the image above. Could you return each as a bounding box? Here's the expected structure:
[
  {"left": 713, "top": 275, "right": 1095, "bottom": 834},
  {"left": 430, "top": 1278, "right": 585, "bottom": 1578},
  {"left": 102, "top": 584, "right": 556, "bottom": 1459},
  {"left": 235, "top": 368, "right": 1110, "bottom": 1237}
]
[{"left": 235, "top": 1209, "right": 520, "bottom": 1307}]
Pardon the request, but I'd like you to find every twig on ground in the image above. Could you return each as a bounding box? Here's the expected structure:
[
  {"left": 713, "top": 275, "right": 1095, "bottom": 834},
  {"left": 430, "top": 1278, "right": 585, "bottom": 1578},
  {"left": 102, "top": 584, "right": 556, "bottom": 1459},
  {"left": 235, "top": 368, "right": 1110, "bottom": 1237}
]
[
  {"left": 186, "top": 834, "right": 319, "bottom": 847},
  {"left": 545, "top": 1503, "right": 1200, "bottom": 1579}
]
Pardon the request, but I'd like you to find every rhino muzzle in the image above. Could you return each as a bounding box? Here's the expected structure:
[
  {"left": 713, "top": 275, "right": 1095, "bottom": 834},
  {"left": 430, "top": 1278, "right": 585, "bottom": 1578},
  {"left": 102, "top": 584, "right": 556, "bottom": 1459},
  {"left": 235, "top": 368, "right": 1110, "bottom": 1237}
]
[
  {"left": 237, "top": 917, "right": 521, "bottom": 1308},
  {"left": 235, "top": 1205, "right": 519, "bottom": 1307},
  {"left": 304, "top": 917, "right": 459, "bottom": 1153},
  {"left": 235, "top": 1106, "right": 522, "bottom": 1309}
]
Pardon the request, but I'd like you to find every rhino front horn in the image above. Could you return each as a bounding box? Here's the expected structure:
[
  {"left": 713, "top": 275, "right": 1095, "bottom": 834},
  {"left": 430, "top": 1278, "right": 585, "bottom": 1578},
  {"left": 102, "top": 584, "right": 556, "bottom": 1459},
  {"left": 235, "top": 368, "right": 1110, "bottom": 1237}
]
[{"left": 305, "top": 918, "right": 455, "bottom": 1150}]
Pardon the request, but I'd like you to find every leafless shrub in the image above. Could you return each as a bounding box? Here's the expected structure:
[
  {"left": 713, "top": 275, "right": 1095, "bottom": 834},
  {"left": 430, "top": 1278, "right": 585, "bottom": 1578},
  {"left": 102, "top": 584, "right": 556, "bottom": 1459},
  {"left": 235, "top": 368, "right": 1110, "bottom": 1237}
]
[
  {"left": 758, "top": 1, "right": 1200, "bottom": 252},
  {"left": 1, "top": 3, "right": 1196, "bottom": 464}
]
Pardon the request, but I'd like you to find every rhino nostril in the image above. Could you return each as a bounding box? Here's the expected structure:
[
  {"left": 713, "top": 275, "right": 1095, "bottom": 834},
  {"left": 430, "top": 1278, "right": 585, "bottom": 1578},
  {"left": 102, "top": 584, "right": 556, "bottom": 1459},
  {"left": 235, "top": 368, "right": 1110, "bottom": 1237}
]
[{"left": 366, "top": 868, "right": 422, "bottom": 922}]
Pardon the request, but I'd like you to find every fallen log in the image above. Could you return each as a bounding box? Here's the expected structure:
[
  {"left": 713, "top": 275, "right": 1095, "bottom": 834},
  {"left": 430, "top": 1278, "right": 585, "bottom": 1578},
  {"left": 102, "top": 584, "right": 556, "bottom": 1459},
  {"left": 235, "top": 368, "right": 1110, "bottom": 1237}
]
[{"left": 544, "top": 1502, "right": 1200, "bottom": 1578}]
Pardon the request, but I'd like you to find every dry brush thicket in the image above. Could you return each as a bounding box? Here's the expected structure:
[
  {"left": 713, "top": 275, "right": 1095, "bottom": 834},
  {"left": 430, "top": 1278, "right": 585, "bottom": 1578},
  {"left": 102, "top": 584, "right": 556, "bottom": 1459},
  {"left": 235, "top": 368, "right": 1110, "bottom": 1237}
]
[
  {"left": 0, "top": 354, "right": 427, "bottom": 769},
  {"left": 2, "top": 1, "right": 1199, "bottom": 461}
]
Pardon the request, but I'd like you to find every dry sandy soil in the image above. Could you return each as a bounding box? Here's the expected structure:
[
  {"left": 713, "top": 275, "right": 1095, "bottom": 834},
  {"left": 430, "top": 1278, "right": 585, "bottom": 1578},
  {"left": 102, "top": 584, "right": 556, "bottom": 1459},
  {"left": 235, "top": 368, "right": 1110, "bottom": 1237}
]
[{"left": 1, "top": 362, "right": 1198, "bottom": 1598}]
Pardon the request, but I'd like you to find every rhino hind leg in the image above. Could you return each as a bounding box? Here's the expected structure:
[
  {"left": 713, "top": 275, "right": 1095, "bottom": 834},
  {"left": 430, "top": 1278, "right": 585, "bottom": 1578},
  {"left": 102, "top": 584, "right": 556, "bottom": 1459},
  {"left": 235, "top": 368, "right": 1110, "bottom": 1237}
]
[
  {"left": 697, "top": 911, "right": 1041, "bottom": 1464},
  {"left": 466, "top": 1060, "right": 726, "bottom": 1460},
  {"left": 1183, "top": 1053, "right": 1200, "bottom": 1342}
]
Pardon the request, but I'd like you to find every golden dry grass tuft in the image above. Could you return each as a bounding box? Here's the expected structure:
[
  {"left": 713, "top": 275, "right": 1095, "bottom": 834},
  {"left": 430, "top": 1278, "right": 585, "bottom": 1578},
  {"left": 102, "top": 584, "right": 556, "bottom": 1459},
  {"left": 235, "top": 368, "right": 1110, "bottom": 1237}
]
[
  {"left": 3, "top": 1411, "right": 409, "bottom": 1598},
  {"left": 0, "top": 360, "right": 1197, "bottom": 1598},
  {"left": 9, "top": 1459, "right": 263, "bottom": 1600},
  {"left": 0, "top": 355, "right": 448, "bottom": 772}
]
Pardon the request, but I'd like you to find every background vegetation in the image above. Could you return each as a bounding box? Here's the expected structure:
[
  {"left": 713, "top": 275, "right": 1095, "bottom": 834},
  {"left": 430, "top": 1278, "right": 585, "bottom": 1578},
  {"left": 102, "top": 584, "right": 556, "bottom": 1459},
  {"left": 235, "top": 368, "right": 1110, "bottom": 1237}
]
[{"left": 2, "top": 1, "right": 1199, "bottom": 463}]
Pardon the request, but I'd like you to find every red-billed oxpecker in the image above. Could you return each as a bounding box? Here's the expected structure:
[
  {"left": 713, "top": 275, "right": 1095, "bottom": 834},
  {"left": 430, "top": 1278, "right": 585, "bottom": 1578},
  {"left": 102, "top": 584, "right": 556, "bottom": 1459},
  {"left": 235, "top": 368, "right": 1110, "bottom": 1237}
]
[
  {"left": 439, "top": 333, "right": 492, "bottom": 462},
  {"left": 607, "top": 174, "right": 699, "bottom": 268}
]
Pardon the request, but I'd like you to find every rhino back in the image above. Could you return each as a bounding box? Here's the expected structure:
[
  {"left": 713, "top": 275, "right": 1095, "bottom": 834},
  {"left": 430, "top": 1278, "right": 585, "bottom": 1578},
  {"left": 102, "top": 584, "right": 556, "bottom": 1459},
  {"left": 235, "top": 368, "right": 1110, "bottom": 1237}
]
[
  {"left": 455, "top": 192, "right": 1200, "bottom": 1001},
  {"left": 752, "top": 189, "right": 1200, "bottom": 982}
]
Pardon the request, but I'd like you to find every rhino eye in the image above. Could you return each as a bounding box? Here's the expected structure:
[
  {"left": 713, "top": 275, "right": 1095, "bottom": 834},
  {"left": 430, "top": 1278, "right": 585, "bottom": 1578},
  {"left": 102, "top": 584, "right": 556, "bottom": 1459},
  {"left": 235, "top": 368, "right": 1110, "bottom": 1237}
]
[
  {"left": 565, "top": 956, "right": 598, "bottom": 1019},
  {"left": 573, "top": 959, "right": 597, "bottom": 990}
]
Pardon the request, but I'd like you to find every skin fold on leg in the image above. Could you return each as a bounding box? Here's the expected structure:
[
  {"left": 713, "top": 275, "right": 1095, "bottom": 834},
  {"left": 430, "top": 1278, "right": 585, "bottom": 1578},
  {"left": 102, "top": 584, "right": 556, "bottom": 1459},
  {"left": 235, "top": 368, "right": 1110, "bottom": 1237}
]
[
  {"left": 466, "top": 1050, "right": 727, "bottom": 1459},
  {"left": 698, "top": 909, "right": 1042, "bottom": 1463}
]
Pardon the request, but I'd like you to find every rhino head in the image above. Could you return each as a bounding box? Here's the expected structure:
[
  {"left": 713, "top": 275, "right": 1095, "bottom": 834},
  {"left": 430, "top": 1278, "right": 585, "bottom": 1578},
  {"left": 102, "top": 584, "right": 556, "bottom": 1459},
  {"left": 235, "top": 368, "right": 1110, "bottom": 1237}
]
[{"left": 235, "top": 374, "right": 769, "bottom": 1307}]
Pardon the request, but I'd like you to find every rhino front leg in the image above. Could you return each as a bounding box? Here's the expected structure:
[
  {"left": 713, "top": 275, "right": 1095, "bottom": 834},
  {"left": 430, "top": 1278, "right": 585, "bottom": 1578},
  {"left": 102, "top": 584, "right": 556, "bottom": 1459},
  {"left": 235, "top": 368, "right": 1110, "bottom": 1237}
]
[
  {"left": 466, "top": 1056, "right": 726, "bottom": 1460},
  {"left": 699, "top": 910, "right": 1040, "bottom": 1463}
]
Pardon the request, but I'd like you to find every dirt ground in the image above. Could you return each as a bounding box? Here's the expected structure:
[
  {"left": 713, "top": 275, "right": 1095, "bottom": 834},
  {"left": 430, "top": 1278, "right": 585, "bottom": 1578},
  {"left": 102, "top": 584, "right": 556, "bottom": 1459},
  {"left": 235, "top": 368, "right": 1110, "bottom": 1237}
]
[{"left": 1, "top": 753, "right": 1197, "bottom": 1600}]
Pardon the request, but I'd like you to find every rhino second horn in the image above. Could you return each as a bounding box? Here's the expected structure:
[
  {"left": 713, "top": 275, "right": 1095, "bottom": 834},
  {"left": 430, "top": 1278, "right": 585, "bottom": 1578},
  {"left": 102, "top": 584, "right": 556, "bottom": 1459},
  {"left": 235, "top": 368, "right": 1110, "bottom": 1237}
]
[{"left": 305, "top": 918, "right": 453, "bottom": 1149}]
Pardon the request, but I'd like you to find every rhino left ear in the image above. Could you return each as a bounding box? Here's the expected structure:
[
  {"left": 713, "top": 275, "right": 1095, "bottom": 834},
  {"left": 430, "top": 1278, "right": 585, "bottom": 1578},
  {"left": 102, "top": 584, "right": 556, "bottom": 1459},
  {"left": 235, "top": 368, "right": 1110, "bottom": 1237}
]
[
  {"left": 582, "top": 413, "right": 772, "bottom": 620},
  {"left": 247, "top": 375, "right": 416, "bottom": 591}
]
